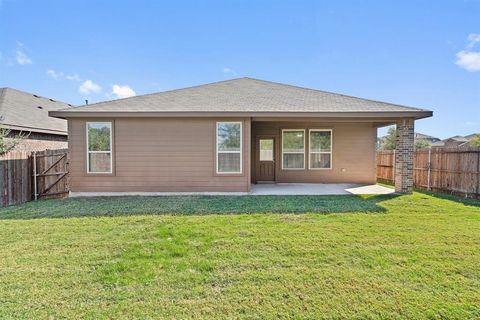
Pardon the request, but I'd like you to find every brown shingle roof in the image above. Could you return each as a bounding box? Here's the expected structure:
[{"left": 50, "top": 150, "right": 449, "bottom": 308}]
[{"left": 50, "top": 78, "right": 432, "bottom": 119}]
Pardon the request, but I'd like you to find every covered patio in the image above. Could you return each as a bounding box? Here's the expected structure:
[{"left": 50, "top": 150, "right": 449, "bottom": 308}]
[{"left": 250, "top": 118, "right": 418, "bottom": 194}]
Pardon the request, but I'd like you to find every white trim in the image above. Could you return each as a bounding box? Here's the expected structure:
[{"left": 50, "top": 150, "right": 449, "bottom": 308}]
[
  {"left": 216, "top": 121, "right": 243, "bottom": 174},
  {"left": 308, "top": 129, "right": 332, "bottom": 170},
  {"left": 281, "top": 129, "right": 305, "bottom": 170},
  {"left": 86, "top": 121, "right": 113, "bottom": 174}
]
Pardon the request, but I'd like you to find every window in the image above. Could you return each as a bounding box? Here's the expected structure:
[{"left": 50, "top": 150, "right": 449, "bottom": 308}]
[
  {"left": 216, "top": 122, "right": 242, "bottom": 174},
  {"left": 282, "top": 129, "right": 305, "bottom": 169},
  {"left": 309, "top": 129, "right": 332, "bottom": 169},
  {"left": 86, "top": 122, "right": 112, "bottom": 173},
  {"left": 259, "top": 139, "right": 274, "bottom": 161}
]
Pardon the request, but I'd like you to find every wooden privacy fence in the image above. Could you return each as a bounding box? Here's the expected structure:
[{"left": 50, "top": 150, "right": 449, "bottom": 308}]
[
  {"left": 376, "top": 147, "right": 480, "bottom": 197},
  {"left": 0, "top": 149, "right": 69, "bottom": 206},
  {"left": 0, "top": 151, "right": 32, "bottom": 206}
]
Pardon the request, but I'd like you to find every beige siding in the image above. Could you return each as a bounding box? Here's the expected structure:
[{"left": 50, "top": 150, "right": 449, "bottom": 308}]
[
  {"left": 69, "top": 118, "right": 251, "bottom": 192},
  {"left": 251, "top": 121, "right": 377, "bottom": 184},
  {"left": 68, "top": 118, "right": 377, "bottom": 192}
]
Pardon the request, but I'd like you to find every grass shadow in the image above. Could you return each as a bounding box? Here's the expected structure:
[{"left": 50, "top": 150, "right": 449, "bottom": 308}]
[
  {"left": 412, "top": 188, "right": 480, "bottom": 207},
  {"left": 0, "top": 194, "right": 394, "bottom": 220}
]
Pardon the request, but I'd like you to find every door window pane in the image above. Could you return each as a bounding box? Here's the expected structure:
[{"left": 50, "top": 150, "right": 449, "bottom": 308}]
[{"left": 259, "top": 139, "right": 273, "bottom": 161}]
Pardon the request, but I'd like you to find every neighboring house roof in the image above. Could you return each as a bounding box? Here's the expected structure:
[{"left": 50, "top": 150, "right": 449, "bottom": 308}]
[
  {"left": 0, "top": 88, "right": 73, "bottom": 135},
  {"left": 430, "top": 133, "right": 479, "bottom": 148},
  {"left": 459, "top": 133, "right": 479, "bottom": 147},
  {"left": 413, "top": 132, "right": 440, "bottom": 142},
  {"left": 448, "top": 135, "right": 469, "bottom": 142},
  {"left": 464, "top": 133, "right": 479, "bottom": 140},
  {"left": 430, "top": 141, "right": 445, "bottom": 147},
  {"left": 380, "top": 131, "right": 439, "bottom": 144},
  {"left": 50, "top": 78, "right": 433, "bottom": 119}
]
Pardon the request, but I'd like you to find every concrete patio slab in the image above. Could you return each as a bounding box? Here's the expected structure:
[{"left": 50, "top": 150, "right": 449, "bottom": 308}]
[
  {"left": 250, "top": 183, "right": 395, "bottom": 195},
  {"left": 69, "top": 191, "right": 249, "bottom": 197},
  {"left": 70, "top": 184, "right": 394, "bottom": 197}
]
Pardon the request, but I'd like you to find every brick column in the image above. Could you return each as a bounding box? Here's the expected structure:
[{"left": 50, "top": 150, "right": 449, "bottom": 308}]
[{"left": 395, "top": 119, "right": 414, "bottom": 194}]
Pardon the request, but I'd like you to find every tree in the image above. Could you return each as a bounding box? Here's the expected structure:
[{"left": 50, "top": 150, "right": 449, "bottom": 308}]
[
  {"left": 217, "top": 123, "right": 241, "bottom": 151},
  {"left": 414, "top": 138, "right": 430, "bottom": 149},
  {"left": 88, "top": 126, "right": 111, "bottom": 151},
  {"left": 380, "top": 127, "right": 396, "bottom": 150},
  {"left": 470, "top": 134, "right": 480, "bottom": 147},
  {"left": 0, "top": 129, "right": 27, "bottom": 155}
]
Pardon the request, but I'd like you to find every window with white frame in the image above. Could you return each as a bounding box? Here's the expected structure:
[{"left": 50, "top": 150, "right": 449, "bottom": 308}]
[
  {"left": 87, "top": 122, "right": 112, "bottom": 173},
  {"left": 282, "top": 129, "right": 305, "bottom": 169},
  {"left": 309, "top": 129, "right": 332, "bottom": 169},
  {"left": 216, "top": 122, "right": 242, "bottom": 174}
]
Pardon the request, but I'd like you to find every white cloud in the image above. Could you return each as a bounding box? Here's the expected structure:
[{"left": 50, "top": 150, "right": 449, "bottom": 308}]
[
  {"left": 46, "top": 69, "right": 64, "bottom": 80},
  {"left": 455, "top": 33, "right": 480, "bottom": 72},
  {"left": 66, "top": 74, "right": 82, "bottom": 82},
  {"left": 455, "top": 50, "right": 480, "bottom": 72},
  {"left": 467, "top": 33, "right": 480, "bottom": 48},
  {"left": 79, "top": 80, "right": 102, "bottom": 94},
  {"left": 2, "top": 42, "right": 33, "bottom": 66},
  {"left": 14, "top": 41, "right": 32, "bottom": 65},
  {"left": 111, "top": 84, "right": 136, "bottom": 99},
  {"left": 223, "top": 67, "right": 237, "bottom": 76},
  {"left": 15, "top": 50, "right": 32, "bottom": 65},
  {"left": 46, "top": 69, "right": 83, "bottom": 82}
]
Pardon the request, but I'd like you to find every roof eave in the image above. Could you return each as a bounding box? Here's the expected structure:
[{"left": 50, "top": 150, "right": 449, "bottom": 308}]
[
  {"left": 0, "top": 123, "right": 68, "bottom": 136},
  {"left": 49, "top": 110, "right": 433, "bottom": 120}
]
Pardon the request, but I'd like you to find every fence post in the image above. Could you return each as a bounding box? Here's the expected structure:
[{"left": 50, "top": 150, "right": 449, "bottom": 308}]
[
  {"left": 477, "top": 150, "right": 480, "bottom": 197},
  {"left": 392, "top": 150, "right": 396, "bottom": 183},
  {"left": 33, "top": 152, "right": 37, "bottom": 201},
  {"left": 427, "top": 148, "right": 431, "bottom": 190}
]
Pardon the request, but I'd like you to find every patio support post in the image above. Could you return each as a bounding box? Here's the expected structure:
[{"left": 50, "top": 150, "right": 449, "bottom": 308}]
[{"left": 394, "top": 118, "right": 415, "bottom": 194}]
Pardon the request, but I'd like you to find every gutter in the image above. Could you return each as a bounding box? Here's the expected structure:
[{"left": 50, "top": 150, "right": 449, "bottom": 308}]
[{"left": 49, "top": 110, "right": 433, "bottom": 120}]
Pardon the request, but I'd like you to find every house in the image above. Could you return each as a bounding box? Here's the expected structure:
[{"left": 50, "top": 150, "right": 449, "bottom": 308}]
[
  {"left": 377, "top": 131, "right": 439, "bottom": 150},
  {"left": 0, "top": 87, "right": 72, "bottom": 151},
  {"left": 414, "top": 132, "right": 440, "bottom": 144},
  {"left": 50, "top": 78, "right": 432, "bottom": 194},
  {"left": 431, "top": 133, "right": 479, "bottom": 148}
]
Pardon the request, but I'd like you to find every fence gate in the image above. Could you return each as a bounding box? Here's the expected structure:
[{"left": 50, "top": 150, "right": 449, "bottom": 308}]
[{"left": 33, "top": 149, "right": 69, "bottom": 199}]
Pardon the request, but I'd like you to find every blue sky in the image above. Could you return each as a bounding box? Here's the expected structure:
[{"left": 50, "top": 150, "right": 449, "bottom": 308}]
[{"left": 0, "top": 0, "right": 479, "bottom": 139}]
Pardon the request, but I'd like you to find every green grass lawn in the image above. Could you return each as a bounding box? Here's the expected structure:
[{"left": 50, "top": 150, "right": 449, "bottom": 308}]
[{"left": 0, "top": 192, "right": 479, "bottom": 319}]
